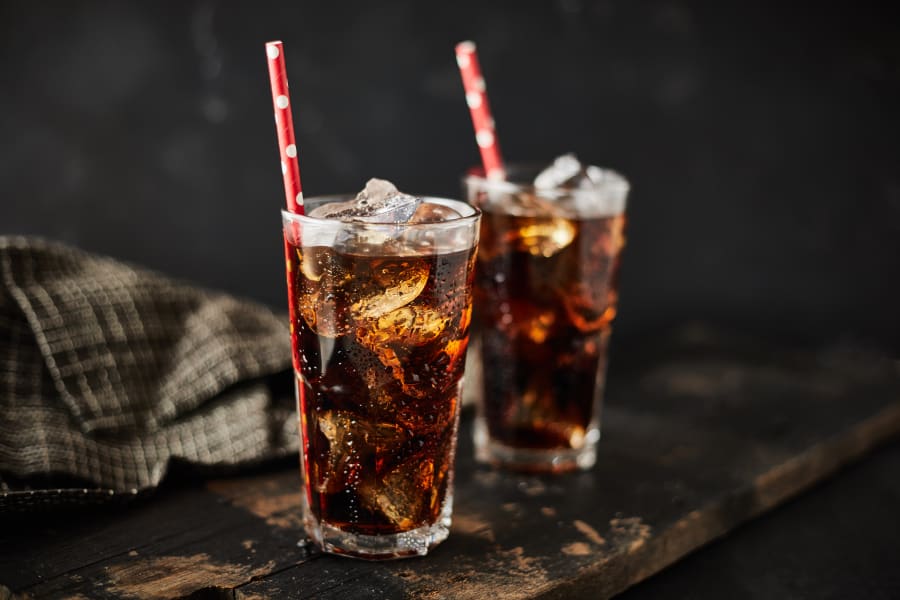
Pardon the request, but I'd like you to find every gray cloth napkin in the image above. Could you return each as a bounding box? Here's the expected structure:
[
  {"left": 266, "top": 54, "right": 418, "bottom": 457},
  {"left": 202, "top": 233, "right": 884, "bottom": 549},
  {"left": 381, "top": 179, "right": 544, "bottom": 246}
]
[{"left": 0, "top": 237, "right": 297, "bottom": 509}]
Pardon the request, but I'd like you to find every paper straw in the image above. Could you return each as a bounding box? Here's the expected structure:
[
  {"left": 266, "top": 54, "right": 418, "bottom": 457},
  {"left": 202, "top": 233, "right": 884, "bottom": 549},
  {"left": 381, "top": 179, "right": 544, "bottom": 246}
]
[
  {"left": 266, "top": 40, "right": 304, "bottom": 214},
  {"left": 265, "top": 40, "right": 303, "bottom": 373},
  {"left": 455, "top": 41, "right": 505, "bottom": 180}
]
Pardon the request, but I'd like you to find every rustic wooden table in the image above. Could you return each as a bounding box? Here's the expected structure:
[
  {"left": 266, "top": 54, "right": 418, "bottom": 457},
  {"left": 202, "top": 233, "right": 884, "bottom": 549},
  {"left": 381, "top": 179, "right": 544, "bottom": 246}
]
[{"left": 2, "top": 328, "right": 899, "bottom": 599}]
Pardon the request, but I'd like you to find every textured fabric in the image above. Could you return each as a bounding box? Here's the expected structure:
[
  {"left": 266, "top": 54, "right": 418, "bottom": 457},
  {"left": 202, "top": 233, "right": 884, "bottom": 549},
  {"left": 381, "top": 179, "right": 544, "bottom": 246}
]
[{"left": 0, "top": 237, "right": 297, "bottom": 509}]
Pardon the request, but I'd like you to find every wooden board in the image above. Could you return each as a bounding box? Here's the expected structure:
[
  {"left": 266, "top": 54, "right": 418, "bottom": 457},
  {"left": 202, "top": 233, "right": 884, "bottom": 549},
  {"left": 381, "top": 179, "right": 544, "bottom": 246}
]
[{"left": 2, "top": 327, "right": 899, "bottom": 599}]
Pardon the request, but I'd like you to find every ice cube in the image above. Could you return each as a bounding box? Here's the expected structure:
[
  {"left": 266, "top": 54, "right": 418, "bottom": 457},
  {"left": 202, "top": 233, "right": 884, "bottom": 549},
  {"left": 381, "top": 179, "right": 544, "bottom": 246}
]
[
  {"left": 532, "top": 155, "right": 629, "bottom": 218},
  {"left": 478, "top": 188, "right": 576, "bottom": 257},
  {"left": 370, "top": 372, "right": 460, "bottom": 433},
  {"left": 297, "top": 288, "right": 350, "bottom": 338},
  {"left": 561, "top": 281, "right": 618, "bottom": 333},
  {"left": 309, "top": 178, "right": 422, "bottom": 223},
  {"left": 298, "top": 285, "right": 353, "bottom": 338},
  {"left": 558, "top": 217, "right": 623, "bottom": 332},
  {"left": 316, "top": 409, "right": 409, "bottom": 494},
  {"left": 377, "top": 458, "right": 436, "bottom": 529},
  {"left": 295, "top": 251, "right": 352, "bottom": 338},
  {"left": 393, "top": 202, "right": 466, "bottom": 254},
  {"left": 499, "top": 191, "right": 562, "bottom": 218},
  {"left": 359, "top": 456, "right": 437, "bottom": 530},
  {"left": 513, "top": 218, "right": 577, "bottom": 257},
  {"left": 408, "top": 202, "right": 463, "bottom": 224},
  {"left": 299, "top": 246, "right": 329, "bottom": 282},
  {"left": 361, "top": 362, "right": 397, "bottom": 393},
  {"left": 583, "top": 165, "right": 607, "bottom": 187},
  {"left": 371, "top": 306, "right": 451, "bottom": 346},
  {"left": 355, "top": 303, "right": 454, "bottom": 398},
  {"left": 534, "top": 153, "right": 602, "bottom": 190},
  {"left": 349, "top": 259, "right": 430, "bottom": 320}
]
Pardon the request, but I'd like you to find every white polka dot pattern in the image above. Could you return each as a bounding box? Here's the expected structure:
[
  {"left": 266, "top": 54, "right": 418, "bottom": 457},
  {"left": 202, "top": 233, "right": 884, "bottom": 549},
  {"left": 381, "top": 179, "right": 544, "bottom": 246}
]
[
  {"left": 476, "top": 129, "right": 495, "bottom": 148},
  {"left": 265, "top": 40, "right": 304, "bottom": 215},
  {"left": 455, "top": 40, "right": 505, "bottom": 179}
]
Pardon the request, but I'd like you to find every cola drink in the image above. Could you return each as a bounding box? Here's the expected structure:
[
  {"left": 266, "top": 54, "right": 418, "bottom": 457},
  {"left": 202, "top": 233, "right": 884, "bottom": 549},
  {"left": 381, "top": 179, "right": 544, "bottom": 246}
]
[
  {"left": 282, "top": 185, "right": 480, "bottom": 559},
  {"left": 465, "top": 159, "right": 629, "bottom": 472},
  {"left": 476, "top": 209, "right": 625, "bottom": 448}
]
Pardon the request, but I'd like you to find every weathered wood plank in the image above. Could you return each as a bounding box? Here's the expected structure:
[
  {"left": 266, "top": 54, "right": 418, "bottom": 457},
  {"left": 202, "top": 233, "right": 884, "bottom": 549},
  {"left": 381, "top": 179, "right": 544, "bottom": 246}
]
[
  {"left": 1, "top": 481, "right": 310, "bottom": 599},
  {"left": 236, "top": 336, "right": 900, "bottom": 599},
  {"left": 2, "top": 330, "right": 898, "bottom": 599},
  {"left": 618, "top": 442, "right": 900, "bottom": 599}
]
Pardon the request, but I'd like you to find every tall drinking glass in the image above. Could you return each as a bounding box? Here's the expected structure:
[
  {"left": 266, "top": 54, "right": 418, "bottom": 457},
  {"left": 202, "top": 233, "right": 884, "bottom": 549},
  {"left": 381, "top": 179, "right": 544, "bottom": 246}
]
[
  {"left": 464, "top": 165, "right": 629, "bottom": 472},
  {"left": 283, "top": 196, "right": 480, "bottom": 559}
]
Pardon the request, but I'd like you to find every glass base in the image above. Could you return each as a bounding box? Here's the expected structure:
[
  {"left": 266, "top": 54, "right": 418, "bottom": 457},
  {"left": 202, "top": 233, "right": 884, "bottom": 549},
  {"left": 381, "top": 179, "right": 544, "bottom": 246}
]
[
  {"left": 473, "top": 417, "right": 598, "bottom": 473},
  {"left": 310, "top": 521, "right": 450, "bottom": 560},
  {"left": 302, "top": 492, "right": 453, "bottom": 560}
]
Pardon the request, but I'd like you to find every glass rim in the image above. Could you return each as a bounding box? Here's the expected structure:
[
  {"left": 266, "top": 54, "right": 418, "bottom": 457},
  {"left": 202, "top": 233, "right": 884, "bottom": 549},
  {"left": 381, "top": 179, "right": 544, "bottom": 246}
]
[
  {"left": 463, "top": 162, "right": 631, "bottom": 196},
  {"left": 281, "top": 196, "right": 481, "bottom": 232}
]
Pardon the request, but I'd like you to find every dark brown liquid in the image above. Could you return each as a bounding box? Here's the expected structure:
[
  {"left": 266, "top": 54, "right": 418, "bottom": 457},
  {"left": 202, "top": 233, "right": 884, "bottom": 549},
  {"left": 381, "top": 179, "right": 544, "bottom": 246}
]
[
  {"left": 288, "top": 242, "right": 475, "bottom": 535},
  {"left": 475, "top": 208, "right": 626, "bottom": 450}
]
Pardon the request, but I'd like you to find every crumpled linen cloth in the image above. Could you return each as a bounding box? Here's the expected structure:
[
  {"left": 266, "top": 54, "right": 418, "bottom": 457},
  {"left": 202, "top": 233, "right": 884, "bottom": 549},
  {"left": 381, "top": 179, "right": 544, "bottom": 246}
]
[{"left": 0, "top": 237, "right": 297, "bottom": 509}]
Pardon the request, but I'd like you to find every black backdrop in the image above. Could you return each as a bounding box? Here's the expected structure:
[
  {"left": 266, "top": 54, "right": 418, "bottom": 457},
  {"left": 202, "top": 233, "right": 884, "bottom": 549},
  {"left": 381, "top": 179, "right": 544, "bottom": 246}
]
[{"left": 2, "top": 0, "right": 899, "bottom": 350}]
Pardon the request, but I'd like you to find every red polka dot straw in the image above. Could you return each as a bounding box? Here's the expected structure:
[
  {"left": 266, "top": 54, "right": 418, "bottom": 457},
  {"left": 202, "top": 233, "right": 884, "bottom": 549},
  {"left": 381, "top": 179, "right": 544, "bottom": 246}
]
[
  {"left": 266, "top": 40, "right": 304, "bottom": 214},
  {"left": 455, "top": 41, "right": 506, "bottom": 180},
  {"left": 265, "top": 40, "right": 303, "bottom": 373}
]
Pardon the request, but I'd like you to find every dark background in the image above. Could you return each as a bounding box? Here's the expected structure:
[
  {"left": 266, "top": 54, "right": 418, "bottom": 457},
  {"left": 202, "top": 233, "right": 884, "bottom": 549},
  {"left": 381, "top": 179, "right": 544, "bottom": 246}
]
[
  {"left": 2, "top": 0, "right": 899, "bottom": 350},
  {"left": 2, "top": 2, "right": 899, "bottom": 596}
]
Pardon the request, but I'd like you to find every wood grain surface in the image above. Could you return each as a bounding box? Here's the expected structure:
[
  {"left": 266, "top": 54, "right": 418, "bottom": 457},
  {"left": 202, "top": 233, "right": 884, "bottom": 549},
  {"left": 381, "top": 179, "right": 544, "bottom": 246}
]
[{"left": 2, "top": 328, "right": 898, "bottom": 599}]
